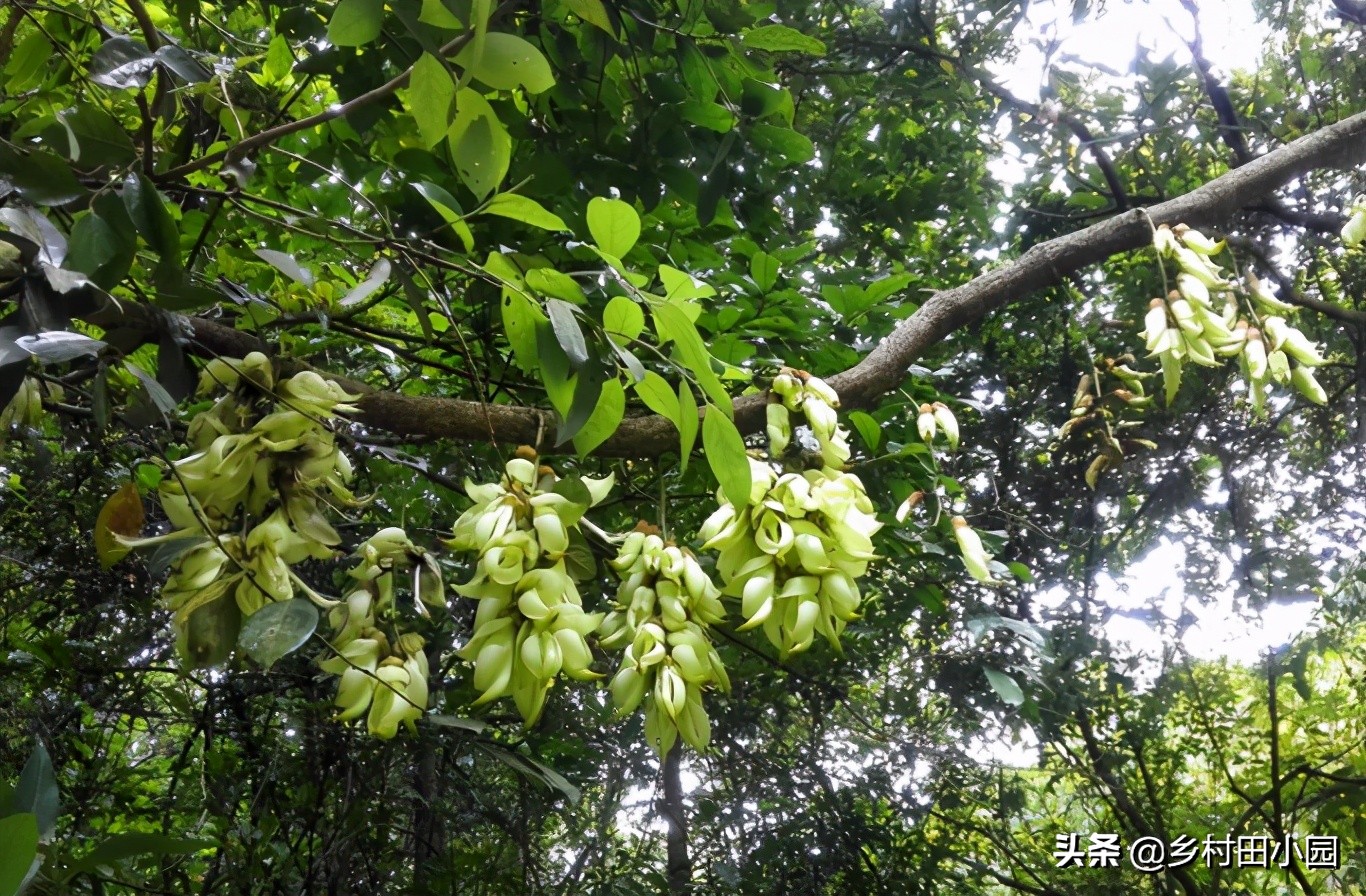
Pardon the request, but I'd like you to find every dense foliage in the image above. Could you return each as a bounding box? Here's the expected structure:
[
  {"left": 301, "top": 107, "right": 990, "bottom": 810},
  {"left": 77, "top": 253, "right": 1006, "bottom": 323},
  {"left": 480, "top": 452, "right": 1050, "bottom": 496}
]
[{"left": 2, "top": 0, "right": 1365, "bottom": 893}]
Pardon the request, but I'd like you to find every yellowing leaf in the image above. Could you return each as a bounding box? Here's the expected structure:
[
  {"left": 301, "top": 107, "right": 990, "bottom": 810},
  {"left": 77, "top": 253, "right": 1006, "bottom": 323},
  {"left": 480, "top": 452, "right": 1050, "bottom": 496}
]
[{"left": 95, "top": 482, "right": 144, "bottom": 569}]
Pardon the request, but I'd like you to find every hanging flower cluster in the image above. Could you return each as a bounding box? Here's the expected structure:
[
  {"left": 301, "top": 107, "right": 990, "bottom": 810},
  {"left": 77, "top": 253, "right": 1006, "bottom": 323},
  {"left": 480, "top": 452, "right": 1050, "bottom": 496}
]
[
  {"left": 321, "top": 528, "right": 441, "bottom": 739},
  {"left": 123, "top": 352, "right": 360, "bottom": 666},
  {"left": 1145, "top": 225, "right": 1327, "bottom": 412},
  {"left": 599, "top": 526, "right": 729, "bottom": 754},
  {"left": 699, "top": 369, "right": 881, "bottom": 658},
  {"left": 446, "top": 450, "right": 612, "bottom": 725}
]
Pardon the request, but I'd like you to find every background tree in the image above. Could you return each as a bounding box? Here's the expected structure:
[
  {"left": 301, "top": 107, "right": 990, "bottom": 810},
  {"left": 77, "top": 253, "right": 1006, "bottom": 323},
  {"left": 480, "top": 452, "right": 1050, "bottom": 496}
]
[{"left": 1, "top": 0, "right": 1364, "bottom": 894}]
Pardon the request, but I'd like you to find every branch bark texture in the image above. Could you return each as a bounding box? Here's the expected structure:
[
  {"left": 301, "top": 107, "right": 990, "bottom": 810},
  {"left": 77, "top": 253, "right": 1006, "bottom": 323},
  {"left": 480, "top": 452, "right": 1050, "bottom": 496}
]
[{"left": 163, "top": 110, "right": 1366, "bottom": 457}]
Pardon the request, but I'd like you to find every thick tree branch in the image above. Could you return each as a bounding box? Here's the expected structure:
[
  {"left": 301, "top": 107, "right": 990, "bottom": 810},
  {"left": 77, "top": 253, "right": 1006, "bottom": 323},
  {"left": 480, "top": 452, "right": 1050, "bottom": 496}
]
[{"left": 114, "top": 110, "right": 1366, "bottom": 456}]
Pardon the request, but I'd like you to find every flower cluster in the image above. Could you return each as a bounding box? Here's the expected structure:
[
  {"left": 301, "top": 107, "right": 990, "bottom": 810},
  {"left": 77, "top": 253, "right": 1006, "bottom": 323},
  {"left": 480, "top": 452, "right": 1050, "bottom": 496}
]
[
  {"left": 447, "top": 451, "right": 612, "bottom": 725},
  {"left": 124, "top": 352, "right": 360, "bottom": 666},
  {"left": 599, "top": 527, "right": 729, "bottom": 755}
]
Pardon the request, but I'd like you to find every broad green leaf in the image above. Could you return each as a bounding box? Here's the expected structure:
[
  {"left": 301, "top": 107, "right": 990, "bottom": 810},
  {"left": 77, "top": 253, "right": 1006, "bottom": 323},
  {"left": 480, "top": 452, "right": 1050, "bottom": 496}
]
[
  {"left": 419, "top": 0, "right": 464, "bottom": 28},
  {"left": 11, "top": 742, "right": 58, "bottom": 840},
  {"left": 480, "top": 193, "right": 568, "bottom": 231},
  {"left": 741, "top": 23, "right": 826, "bottom": 55},
  {"left": 546, "top": 298, "right": 589, "bottom": 369},
  {"left": 749, "top": 124, "right": 815, "bottom": 167},
  {"left": 501, "top": 288, "right": 544, "bottom": 373},
  {"left": 238, "top": 599, "right": 319, "bottom": 670},
  {"left": 403, "top": 53, "right": 456, "bottom": 148},
  {"left": 525, "top": 268, "right": 585, "bottom": 304},
  {"left": 5, "top": 31, "right": 50, "bottom": 92},
  {"left": 123, "top": 173, "right": 178, "bottom": 260},
  {"left": 328, "top": 0, "right": 385, "bottom": 46},
  {"left": 586, "top": 198, "right": 640, "bottom": 258},
  {"left": 677, "top": 379, "right": 699, "bottom": 470},
  {"left": 0, "top": 813, "right": 38, "bottom": 896},
  {"left": 984, "top": 668, "right": 1025, "bottom": 706},
  {"left": 87, "top": 36, "right": 155, "bottom": 89},
  {"left": 847, "top": 410, "right": 881, "bottom": 451},
  {"left": 449, "top": 89, "right": 511, "bottom": 199},
  {"left": 454, "top": 32, "right": 555, "bottom": 93},
  {"left": 536, "top": 322, "right": 574, "bottom": 417},
  {"left": 412, "top": 181, "right": 475, "bottom": 251},
  {"left": 66, "top": 833, "right": 214, "bottom": 877},
  {"left": 636, "top": 372, "right": 680, "bottom": 422},
  {"left": 603, "top": 295, "right": 645, "bottom": 344},
  {"left": 0, "top": 145, "right": 85, "bottom": 206},
  {"left": 679, "top": 100, "right": 736, "bottom": 133},
  {"left": 427, "top": 714, "right": 489, "bottom": 733},
  {"left": 262, "top": 34, "right": 295, "bottom": 83},
  {"left": 573, "top": 377, "right": 625, "bottom": 455},
  {"left": 749, "top": 251, "right": 779, "bottom": 292},
  {"left": 57, "top": 105, "right": 137, "bottom": 167},
  {"left": 657, "top": 266, "right": 714, "bottom": 304},
  {"left": 652, "top": 302, "right": 730, "bottom": 411},
  {"left": 556, "top": 360, "right": 608, "bottom": 445},
  {"left": 175, "top": 591, "right": 241, "bottom": 668},
  {"left": 703, "top": 404, "right": 751, "bottom": 506},
  {"left": 565, "top": 0, "right": 616, "bottom": 34},
  {"left": 67, "top": 211, "right": 131, "bottom": 289}
]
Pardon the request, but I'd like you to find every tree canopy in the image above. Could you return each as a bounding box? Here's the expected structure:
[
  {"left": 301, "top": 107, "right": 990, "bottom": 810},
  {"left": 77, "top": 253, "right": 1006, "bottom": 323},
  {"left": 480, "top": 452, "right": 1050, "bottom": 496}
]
[{"left": 2, "top": 0, "right": 1365, "bottom": 893}]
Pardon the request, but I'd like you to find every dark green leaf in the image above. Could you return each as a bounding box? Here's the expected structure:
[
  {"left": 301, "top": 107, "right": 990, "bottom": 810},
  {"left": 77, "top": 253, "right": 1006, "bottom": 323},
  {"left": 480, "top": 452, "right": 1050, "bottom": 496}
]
[
  {"left": 122, "top": 173, "right": 179, "bottom": 261},
  {"left": 546, "top": 298, "right": 589, "bottom": 369},
  {"left": 573, "top": 376, "right": 625, "bottom": 455},
  {"left": 328, "top": 0, "right": 386, "bottom": 46},
  {"left": 237, "top": 600, "right": 319, "bottom": 669},
  {"left": 0, "top": 144, "right": 86, "bottom": 206},
  {"left": 11, "top": 741, "right": 58, "bottom": 840},
  {"left": 87, "top": 37, "right": 155, "bottom": 89},
  {"left": 66, "top": 833, "right": 214, "bottom": 877},
  {"left": 0, "top": 813, "right": 38, "bottom": 896}
]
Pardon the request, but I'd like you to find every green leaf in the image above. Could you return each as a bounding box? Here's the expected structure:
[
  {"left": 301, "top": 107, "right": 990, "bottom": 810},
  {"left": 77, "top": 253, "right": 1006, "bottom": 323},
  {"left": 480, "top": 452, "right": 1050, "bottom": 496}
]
[
  {"left": 0, "top": 144, "right": 86, "bottom": 206},
  {"left": 525, "top": 268, "right": 585, "bottom": 304},
  {"left": 586, "top": 197, "right": 640, "bottom": 258},
  {"left": 412, "top": 181, "right": 475, "bottom": 250},
  {"left": 556, "top": 359, "right": 608, "bottom": 445},
  {"left": 419, "top": 0, "right": 464, "bottom": 28},
  {"left": 546, "top": 298, "right": 589, "bottom": 369},
  {"left": 176, "top": 591, "right": 242, "bottom": 668},
  {"left": 454, "top": 32, "right": 555, "bottom": 93},
  {"left": 749, "top": 124, "right": 815, "bottom": 167},
  {"left": 449, "top": 89, "right": 510, "bottom": 199},
  {"left": 56, "top": 105, "right": 137, "bottom": 167},
  {"left": 426, "top": 715, "right": 489, "bottom": 733},
  {"left": 679, "top": 100, "right": 736, "bottom": 133},
  {"left": 741, "top": 24, "right": 826, "bottom": 55},
  {"left": 703, "top": 404, "right": 751, "bottom": 506},
  {"left": 480, "top": 193, "right": 568, "bottom": 231},
  {"left": 66, "top": 211, "right": 132, "bottom": 290},
  {"left": 572, "top": 377, "right": 625, "bottom": 455},
  {"left": 847, "top": 410, "right": 881, "bottom": 451},
  {"left": 0, "top": 813, "right": 38, "bottom": 896},
  {"left": 122, "top": 173, "right": 178, "bottom": 261},
  {"left": 677, "top": 380, "right": 699, "bottom": 471},
  {"left": 328, "top": 0, "right": 385, "bottom": 46},
  {"left": 87, "top": 36, "right": 155, "bottom": 89},
  {"left": 984, "top": 668, "right": 1025, "bottom": 707},
  {"left": 10, "top": 742, "right": 58, "bottom": 840},
  {"left": 501, "top": 288, "right": 544, "bottom": 373},
  {"left": 636, "top": 371, "right": 679, "bottom": 419},
  {"left": 403, "top": 53, "right": 456, "bottom": 148},
  {"left": 237, "top": 599, "right": 319, "bottom": 670},
  {"left": 652, "top": 302, "right": 730, "bottom": 411},
  {"left": 603, "top": 295, "right": 645, "bottom": 344},
  {"left": 749, "top": 251, "right": 779, "bottom": 292},
  {"left": 536, "top": 322, "right": 574, "bottom": 417},
  {"left": 5, "top": 31, "right": 51, "bottom": 92},
  {"left": 565, "top": 0, "right": 616, "bottom": 35},
  {"left": 66, "top": 833, "right": 214, "bottom": 877}
]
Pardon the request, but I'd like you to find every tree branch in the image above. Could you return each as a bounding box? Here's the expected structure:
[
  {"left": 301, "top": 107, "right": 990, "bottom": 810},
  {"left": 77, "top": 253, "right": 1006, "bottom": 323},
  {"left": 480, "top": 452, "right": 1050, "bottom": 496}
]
[{"left": 111, "top": 110, "right": 1366, "bottom": 456}]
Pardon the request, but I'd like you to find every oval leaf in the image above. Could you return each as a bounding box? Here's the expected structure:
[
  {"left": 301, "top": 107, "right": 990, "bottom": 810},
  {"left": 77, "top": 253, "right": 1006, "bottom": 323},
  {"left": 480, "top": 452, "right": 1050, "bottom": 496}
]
[
  {"left": 984, "top": 667, "right": 1025, "bottom": 707},
  {"left": 702, "top": 403, "right": 750, "bottom": 506},
  {"left": 95, "top": 483, "right": 144, "bottom": 569},
  {"left": 546, "top": 298, "right": 589, "bottom": 369},
  {"left": 237, "top": 599, "right": 318, "bottom": 670},
  {"left": 585, "top": 198, "right": 640, "bottom": 258}
]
